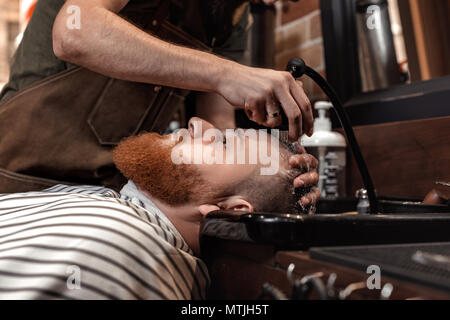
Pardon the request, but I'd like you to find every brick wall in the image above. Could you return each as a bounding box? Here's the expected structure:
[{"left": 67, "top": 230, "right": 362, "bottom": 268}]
[{"left": 274, "top": 0, "right": 326, "bottom": 102}]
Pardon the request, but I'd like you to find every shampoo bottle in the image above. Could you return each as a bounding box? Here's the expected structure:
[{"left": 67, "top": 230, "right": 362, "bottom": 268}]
[{"left": 301, "top": 101, "right": 347, "bottom": 199}]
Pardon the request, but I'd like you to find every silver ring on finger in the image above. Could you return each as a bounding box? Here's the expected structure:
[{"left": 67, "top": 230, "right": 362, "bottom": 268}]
[{"left": 244, "top": 102, "right": 254, "bottom": 116}]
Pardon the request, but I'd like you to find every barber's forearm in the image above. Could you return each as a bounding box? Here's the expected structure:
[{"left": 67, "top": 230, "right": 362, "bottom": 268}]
[
  {"left": 52, "top": 0, "right": 235, "bottom": 93},
  {"left": 53, "top": 0, "right": 314, "bottom": 139}
]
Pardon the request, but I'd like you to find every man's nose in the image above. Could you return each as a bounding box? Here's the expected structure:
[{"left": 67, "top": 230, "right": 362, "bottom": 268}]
[{"left": 188, "top": 117, "right": 217, "bottom": 139}]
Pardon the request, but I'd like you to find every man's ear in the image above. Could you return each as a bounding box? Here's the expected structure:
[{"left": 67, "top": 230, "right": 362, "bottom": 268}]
[
  {"left": 198, "top": 204, "right": 221, "bottom": 217},
  {"left": 218, "top": 197, "right": 254, "bottom": 213},
  {"left": 198, "top": 197, "right": 254, "bottom": 217}
]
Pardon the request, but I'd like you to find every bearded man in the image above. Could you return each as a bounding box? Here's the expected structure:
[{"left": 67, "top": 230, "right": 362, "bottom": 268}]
[{"left": 0, "top": 117, "right": 319, "bottom": 299}]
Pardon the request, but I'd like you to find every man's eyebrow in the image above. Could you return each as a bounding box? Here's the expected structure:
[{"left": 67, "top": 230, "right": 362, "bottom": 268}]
[{"left": 223, "top": 128, "right": 248, "bottom": 142}]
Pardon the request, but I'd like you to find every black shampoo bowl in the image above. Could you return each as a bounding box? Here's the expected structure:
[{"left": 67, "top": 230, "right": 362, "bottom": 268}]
[{"left": 201, "top": 210, "right": 450, "bottom": 250}]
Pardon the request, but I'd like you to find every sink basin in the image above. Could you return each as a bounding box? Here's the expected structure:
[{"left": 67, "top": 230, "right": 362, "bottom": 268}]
[{"left": 201, "top": 211, "right": 450, "bottom": 250}]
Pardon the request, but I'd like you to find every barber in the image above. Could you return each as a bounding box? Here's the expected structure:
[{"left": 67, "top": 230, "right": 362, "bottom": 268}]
[{"left": 0, "top": 0, "right": 319, "bottom": 206}]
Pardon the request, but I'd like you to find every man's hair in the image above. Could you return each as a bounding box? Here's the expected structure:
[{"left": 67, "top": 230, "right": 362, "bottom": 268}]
[
  {"left": 229, "top": 142, "right": 311, "bottom": 214},
  {"left": 225, "top": 168, "right": 305, "bottom": 214}
]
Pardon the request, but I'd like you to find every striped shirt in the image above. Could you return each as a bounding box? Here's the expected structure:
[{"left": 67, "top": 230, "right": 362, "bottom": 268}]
[{"left": 0, "top": 182, "right": 210, "bottom": 300}]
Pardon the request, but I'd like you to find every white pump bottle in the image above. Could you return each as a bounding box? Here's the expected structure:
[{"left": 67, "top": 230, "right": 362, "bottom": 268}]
[{"left": 301, "top": 101, "right": 347, "bottom": 199}]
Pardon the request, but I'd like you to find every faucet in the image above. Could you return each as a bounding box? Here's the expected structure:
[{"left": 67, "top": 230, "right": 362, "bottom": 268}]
[{"left": 286, "top": 58, "right": 379, "bottom": 214}]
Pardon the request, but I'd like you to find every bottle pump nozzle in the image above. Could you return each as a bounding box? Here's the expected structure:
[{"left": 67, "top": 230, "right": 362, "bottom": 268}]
[{"left": 314, "top": 101, "right": 333, "bottom": 132}]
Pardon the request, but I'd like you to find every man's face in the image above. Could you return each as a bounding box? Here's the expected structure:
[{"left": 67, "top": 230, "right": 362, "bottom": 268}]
[
  {"left": 113, "top": 117, "right": 292, "bottom": 206},
  {"left": 173, "top": 117, "right": 291, "bottom": 186}
]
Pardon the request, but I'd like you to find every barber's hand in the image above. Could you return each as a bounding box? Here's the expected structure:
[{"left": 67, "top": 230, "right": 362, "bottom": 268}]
[
  {"left": 288, "top": 142, "right": 320, "bottom": 208},
  {"left": 219, "top": 64, "right": 314, "bottom": 142}
]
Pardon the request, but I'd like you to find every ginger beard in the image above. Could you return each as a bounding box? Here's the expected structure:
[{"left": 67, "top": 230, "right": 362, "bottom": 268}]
[{"left": 113, "top": 133, "right": 215, "bottom": 206}]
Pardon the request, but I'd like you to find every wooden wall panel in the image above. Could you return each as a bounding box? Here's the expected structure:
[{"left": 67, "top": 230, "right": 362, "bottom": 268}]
[
  {"left": 406, "top": 0, "right": 450, "bottom": 80},
  {"left": 344, "top": 116, "right": 450, "bottom": 199}
]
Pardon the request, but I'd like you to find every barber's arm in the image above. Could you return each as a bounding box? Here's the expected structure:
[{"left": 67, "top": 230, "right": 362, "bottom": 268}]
[{"left": 52, "top": 0, "right": 313, "bottom": 140}]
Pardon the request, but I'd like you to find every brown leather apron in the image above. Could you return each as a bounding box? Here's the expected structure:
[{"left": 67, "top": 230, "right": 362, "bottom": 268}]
[{"left": 0, "top": 0, "right": 211, "bottom": 193}]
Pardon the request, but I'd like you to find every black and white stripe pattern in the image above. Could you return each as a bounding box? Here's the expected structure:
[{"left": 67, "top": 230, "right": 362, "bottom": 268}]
[{"left": 0, "top": 184, "right": 210, "bottom": 300}]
